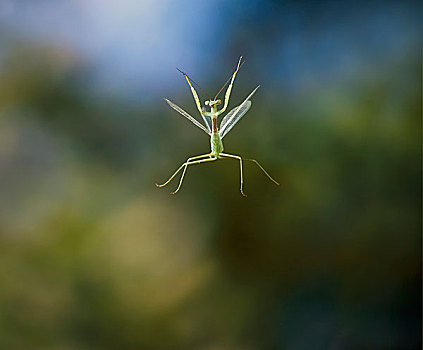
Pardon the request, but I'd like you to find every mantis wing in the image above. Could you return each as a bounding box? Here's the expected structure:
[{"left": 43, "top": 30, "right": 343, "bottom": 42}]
[
  {"left": 164, "top": 99, "right": 211, "bottom": 136},
  {"left": 200, "top": 111, "right": 212, "bottom": 133},
  {"left": 219, "top": 101, "right": 251, "bottom": 138},
  {"left": 219, "top": 85, "right": 259, "bottom": 139}
]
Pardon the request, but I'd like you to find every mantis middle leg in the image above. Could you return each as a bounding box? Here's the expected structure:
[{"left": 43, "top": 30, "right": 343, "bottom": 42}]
[
  {"left": 171, "top": 155, "right": 217, "bottom": 194},
  {"left": 156, "top": 153, "right": 213, "bottom": 189}
]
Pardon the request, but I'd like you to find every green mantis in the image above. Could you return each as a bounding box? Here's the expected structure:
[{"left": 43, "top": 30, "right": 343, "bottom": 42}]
[{"left": 156, "top": 56, "right": 279, "bottom": 196}]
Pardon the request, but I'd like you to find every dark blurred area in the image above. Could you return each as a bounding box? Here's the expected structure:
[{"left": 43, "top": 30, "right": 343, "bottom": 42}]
[{"left": 0, "top": 0, "right": 421, "bottom": 349}]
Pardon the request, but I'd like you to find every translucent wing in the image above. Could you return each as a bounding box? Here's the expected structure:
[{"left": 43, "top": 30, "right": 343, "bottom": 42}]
[
  {"left": 219, "top": 85, "right": 260, "bottom": 139},
  {"left": 200, "top": 110, "right": 212, "bottom": 133},
  {"left": 219, "top": 101, "right": 251, "bottom": 137},
  {"left": 164, "top": 98, "right": 211, "bottom": 135}
]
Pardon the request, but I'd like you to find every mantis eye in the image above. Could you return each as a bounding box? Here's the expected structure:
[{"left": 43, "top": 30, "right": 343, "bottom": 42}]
[
  {"left": 205, "top": 101, "right": 209, "bottom": 106},
  {"left": 216, "top": 99, "right": 222, "bottom": 105}
]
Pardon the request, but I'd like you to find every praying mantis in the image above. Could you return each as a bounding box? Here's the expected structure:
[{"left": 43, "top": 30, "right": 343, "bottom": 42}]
[{"left": 156, "top": 56, "right": 279, "bottom": 196}]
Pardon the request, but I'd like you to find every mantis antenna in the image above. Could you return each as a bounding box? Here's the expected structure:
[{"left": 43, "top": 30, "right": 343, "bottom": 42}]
[
  {"left": 214, "top": 57, "right": 245, "bottom": 100},
  {"left": 176, "top": 67, "right": 212, "bottom": 100}
]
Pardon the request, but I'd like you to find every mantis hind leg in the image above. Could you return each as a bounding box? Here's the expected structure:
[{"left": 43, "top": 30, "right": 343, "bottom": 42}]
[
  {"left": 156, "top": 153, "right": 213, "bottom": 189},
  {"left": 171, "top": 155, "right": 217, "bottom": 194},
  {"left": 244, "top": 158, "right": 280, "bottom": 186}
]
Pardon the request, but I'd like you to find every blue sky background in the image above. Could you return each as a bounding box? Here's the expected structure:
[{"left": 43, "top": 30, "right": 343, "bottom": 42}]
[{"left": 1, "top": 0, "right": 419, "bottom": 99}]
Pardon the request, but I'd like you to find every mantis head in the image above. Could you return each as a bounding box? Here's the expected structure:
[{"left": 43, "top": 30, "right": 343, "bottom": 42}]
[{"left": 205, "top": 99, "right": 222, "bottom": 108}]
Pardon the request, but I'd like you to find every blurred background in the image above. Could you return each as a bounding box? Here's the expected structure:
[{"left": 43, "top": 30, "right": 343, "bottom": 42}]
[{"left": 0, "top": 0, "right": 421, "bottom": 349}]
